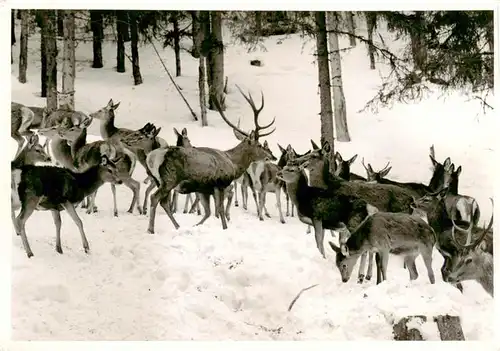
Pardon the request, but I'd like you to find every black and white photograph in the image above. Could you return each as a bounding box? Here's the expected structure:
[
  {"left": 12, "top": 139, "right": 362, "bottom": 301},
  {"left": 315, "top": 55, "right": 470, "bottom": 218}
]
[{"left": 8, "top": 2, "right": 496, "bottom": 343}]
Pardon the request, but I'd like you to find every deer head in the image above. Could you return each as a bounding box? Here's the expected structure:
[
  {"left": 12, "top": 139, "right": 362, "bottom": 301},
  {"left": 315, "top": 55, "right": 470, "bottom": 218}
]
[
  {"left": 213, "top": 85, "right": 276, "bottom": 164},
  {"left": 13, "top": 134, "right": 51, "bottom": 165},
  {"left": 89, "top": 99, "right": 121, "bottom": 121},
  {"left": 98, "top": 155, "right": 123, "bottom": 185},
  {"left": 174, "top": 127, "right": 192, "bottom": 147},
  {"left": 428, "top": 145, "right": 454, "bottom": 192},
  {"left": 334, "top": 152, "right": 358, "bottom": 179},
  {"left": 361, "top": 158, "right": 391, "bottom": 183}
]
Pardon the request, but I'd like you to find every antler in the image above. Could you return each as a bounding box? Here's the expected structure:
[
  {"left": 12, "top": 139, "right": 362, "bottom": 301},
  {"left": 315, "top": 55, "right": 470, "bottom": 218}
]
[
  {"left": 451, "top": 198, "right": 493, "bottom": 250},
  {"left": 212, "top": 95, "right": 250, "bottom": 138},
  {"left": 379, "top": 161, "right": 391, "bottom": 173},
  {"left": 361, "top": 157, "right": 369, "bottom": 172},
  {"left": 235, "top": 85, "right": 275, "bottom": 139}
]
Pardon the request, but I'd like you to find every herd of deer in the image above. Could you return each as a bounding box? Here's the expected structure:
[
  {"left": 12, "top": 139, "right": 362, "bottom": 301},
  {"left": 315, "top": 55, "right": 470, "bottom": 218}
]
[{"left": 10, "top": 86, "right": 494, "bottom": 298}]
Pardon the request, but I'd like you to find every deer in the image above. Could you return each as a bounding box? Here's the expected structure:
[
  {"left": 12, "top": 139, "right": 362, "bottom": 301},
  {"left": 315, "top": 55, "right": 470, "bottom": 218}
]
[
  {"left": 361, "top": 158, "right": 432, "bottom": 197},
  {"left": 88, "top": 99, "right": 168, "bottom": 185},
  {"left": 411, "top": 189, "right": 493, "bottom": 294},
  {"left": 446, "top": 206, "right": 494, "bottom": 297},
  {"left": 144, "top": 86, "right": 276, "bottom": 233},
  {"left": 310, "top": 140, "right": 365, "bottom": 181},
  {"left": 290, "top": 141, "right": 419, "bottom": 283},
  {"left": 51, "top": 117, "right": 145, "bottom": 217},
  {"left": 327, "top": 209, "right": 437, "bottom": 284},
  {"left": 12, "top": 155, "right": 123, "bottom": 258},
  {"left": 276, "top": 160, "right": 373, "bottom": 261},
  {"left": 11, "top": 134, "right": 51, "bottom": 231}
]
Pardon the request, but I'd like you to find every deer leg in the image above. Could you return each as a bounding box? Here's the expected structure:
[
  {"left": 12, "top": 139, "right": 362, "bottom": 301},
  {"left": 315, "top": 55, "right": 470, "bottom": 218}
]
[
  {"left": 142, "top": 181, "right": 156, "bottom": 215},
  {"left": 312, "top": 219, "right": 326, "bottom": 259},
  {"left": 275, "top": 188, "right": 285, "bottom": 224},
  {"left": 379, "top": 251, "right": 389, "bottom": 282},
  {"left": 250, "top": 186, "right": 259, "bottom": 216},
  {"left": 291, "top": 203, "right": 295, "bottom": 217},
  {"left": 196, "top": 194, "right": 201, "bottom": 215},
  {"left": 149, "top": 187, "right": 179, "bottom": 233},
  {"left": 242, "top": 184, "right": 248, "bottom": 210},
  {"left": 404, "top": 255, "right": 419, "bottom": 281},
  {"left": 234, "top": 182, "right": 239, "bottom": 207},
  {"left": 357, "top": 252, "right": 368, "bottom": 283},
  {"left": 421, "top": 248, "right": 435, "bottom": 284},
  {"left": 195, "top": 193, "right": 211, "bottom": 226},
  {"left": 225, "top": 190, "right": 233, "bottom": 221},
  {"left": 214, "top": 188, "right": 228, "bottom": 230},
  {"left": 110, "top": 184, "right": 118, "bottom": 217},
  {"left": 171, "top": 190, "right": 178, "bottom": 213},
  {"left": 61, "top": 201, "right": 89, "bottom": 254},
  {"left": 263, "top": 194, "right": 271, "bottom": 218},
  {"left": 86, "top": 191, "right": 98, "bottom": 215},
  {"left": 306, "top": 225, "right": 311, "bottom": 234},
  {"left": 189, "top": 193, "right": 200, "bottom": 214},
  {"left": 16, "top": 196, "right": 39, "bottom": 258},
  {"left": 365, "top": 252, "right": 375, "bottom": 281},
  {"left": 257, "top": 191, "right": 266, "bottom": 221},
  {"left": 51, "top": 210, "right": 63, "bottom": 254},
  {"left": 183, "top": 193, "right": 191, "bottom": 213},
  {"left": 122, "top": 177, "right": 142, "bottom": 215}
]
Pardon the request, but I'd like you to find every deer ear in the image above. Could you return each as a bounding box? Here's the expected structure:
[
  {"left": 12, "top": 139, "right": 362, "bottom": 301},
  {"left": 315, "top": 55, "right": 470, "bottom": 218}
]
[
  {"left": 263, "top": 140, "right": 268, "bottom": 148},
  {"left": 348, "top": 154, "right": 358, "bottom": 165},
  {"left": 112, "top": 102, "right": 121, "bottom": 110},
  {"left": 322, "top": 141, "right": 331, "bottom": 153},
  {"left": 28, "top": 134, "right": 39, "bottom": 147},
  {"left": 154, "top": 127, "right": 162, "bottom": 137},
  {"left": 334, "top": 151, "right": 342, "bottom": 162},
  {"left": 248, "top": 130, "right": 257, "bottom": 141},
  {"left": 277, "top": 143, "right": 285, "bottom": 153},
  {"left": 429, "top": 155, "right": 438, "bottom": 168},
  {"left": 443, "top": 157, "right": 451, "bottom": 168},
  {"left": 367, "top": 164, "right": 374, "bottom": 173},
  {"left": 310, "top": 139, "right": 320, "bottom": 150},
  {"left": 380, "top": 166, "right": 392, "bottom": 178},
  {"left": 455, "top": 166, "right": 462, "bottom": 177},
  {"left": 286, "top": 144, "right": 293, "bottom": 152},
  {"left": 173, "top": 127, "right": 180, "bottom": 137},
  {"left": 181, "top": 128, "right": 188, "bottom": 136},
  {"left": 100, "top": 156, "right": 108, "bottom": 166},
  {"left": 107, "top": 99, "right": 114, "bottom": 107},
  {"left": 340, "top": 244, "right": 350, "bottom": 256}
]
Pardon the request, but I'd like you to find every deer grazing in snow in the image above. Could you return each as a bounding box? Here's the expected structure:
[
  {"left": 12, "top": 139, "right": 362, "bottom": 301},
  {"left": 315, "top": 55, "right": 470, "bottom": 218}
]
[
  {"left": 328, "top": 209, "right": 437, "bottom": 284},
  {"left": 411, "top": 189, "right": 493, "bottom": 294},
  {"left": 144, "top": 86, "right": 276, "bottom": 233},
  {"left": 290, "top": 141, "right": 419, "bottom": 283},
  {"left": 12, "top": 155, "right": 123, "bottom": 258}
]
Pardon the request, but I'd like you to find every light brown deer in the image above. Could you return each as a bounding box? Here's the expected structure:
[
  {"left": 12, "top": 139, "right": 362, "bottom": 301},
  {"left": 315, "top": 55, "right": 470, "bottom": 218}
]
[{"left": 145, "top": 86, "right": 276, "bottom": 233}]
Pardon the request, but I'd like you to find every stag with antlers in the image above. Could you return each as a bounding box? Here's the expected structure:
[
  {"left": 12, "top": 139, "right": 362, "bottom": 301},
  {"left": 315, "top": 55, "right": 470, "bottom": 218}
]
[{"left": 145, "top": 86, "right": 276, "bottom": 233}]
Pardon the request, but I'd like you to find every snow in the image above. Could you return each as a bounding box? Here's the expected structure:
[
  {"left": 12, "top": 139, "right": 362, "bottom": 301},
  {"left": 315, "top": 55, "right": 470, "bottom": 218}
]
[{"left": 8, "top": 12, "right": 495, "bottom": 343}]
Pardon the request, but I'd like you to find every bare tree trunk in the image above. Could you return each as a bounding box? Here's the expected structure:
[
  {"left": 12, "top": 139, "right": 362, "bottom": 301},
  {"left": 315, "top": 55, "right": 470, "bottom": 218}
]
[
  {"left": 200, "top": 11, "right": 213, "bottom": 98},
  {"left": 254, "top": 11, "right": 262, "bottom": 36},
  {"left": 56, "top": 10, "right": 64, "bottom": 37},
  {"left": 486, "top": 16, "right": 493, "bottom": 53},
  {"left": 40, "top": 10, "right": 47, "bottom": 97},
  {"left": 410, "top": 11, "right": 426, "bottom": 71},
  {"left": 45, "top": 10, "right": 58, "bottom": 113},
  {"left": 199, "top": 57, "right": 208, "bottom": 127},
  {"left": 116, "top": 11, "right": 127, "bottom": 73},
  {"left": 170, "top": 11, "right": 181, "bottom": 77},
  {"left": 366, "top": 12, "right": 377, "bottom": 70},
  {"left": 18, "top": 10, "right": 29, "bottom": 83},
  {"left": 90, "top": 10, "right": 104, "bottom": 68},
  {"left": 60, "top": 10, "right": 75, "bottom": 111},
  {"left": 11, "top": 10, "right": 16, "bottom": 64},
  {"left": 327, "top": 12, "right": 350, "bottom": 142},
  {"left": 346, "top": 12, "right": 356, "bottom": 47},
  {"left": 315, "top": 11, "right": 335, "bottom": 173},
  {"left": 208, "top": 11, "right": 225, "bottom": 111},
  {"left": 190, "top": 11, "right": 201, "bottom": 58},
  {"left": 129, "top": 11, "right": 142, "bottom": 85},
  {"left": 16, "top": 9, "right": 21, "bottom": 20}
]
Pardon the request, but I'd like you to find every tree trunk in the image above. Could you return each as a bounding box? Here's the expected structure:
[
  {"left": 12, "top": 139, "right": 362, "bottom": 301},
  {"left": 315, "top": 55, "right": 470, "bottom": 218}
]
[
  {"left": 199, "top": 56, "right": 208, "bottom": 127},
  {"left": 90, "top": 10, "right": 104, "bottom": 68},
  {"left": 60, "top": 10, "right": 76, "bottom": 111},
  {"left": 190, "top": 11, "right": 201, "bottom": 58},
  {"left": 327, "top": 12, "right": 350, "bottom": 142},
  {"left": 11, "top": 10, "right": 15, "bottom": 64},
  {"left": 208, "top": 11, "right": 225, "bottom": 111},
  {"left": 346, "top": 12, "right": 356, "bottom": 47},
  {"left": 172, "top": 12, "right": 181, "bottom": 77},
  {"left": 56, "top": 10, "right": 64, "bottom": 37},
  {"left": 254, "top": 11, "right": 262, "bottom": 36},
  {"left": 314, "top": 11, "right": 335, "bottom": 173},
  {"left": 45, "top": 10, "right": 58, "bottom": 113},
  {"left": 200, "top": 11, "right": 212, "bottom": 97},
  {"left": 16, "top": 9, "right": 21, "bottom": 20},
  {"left": 18, "top": 10, "right": 29, "bottom": 83},
  {"left": 129, "top": 11, "right": 142, "bottom": 85},
  {"left": 410, "top": 11, "right": 427, "bottom": 71},
  {"left": 366, "top": 12, "right": 377, "bottom": 70},
  {"left": 40, "top": 10, "right": 47, "bottom": 97},
  {"left": 116, "top": 11, "right": 127, "bottom": 73}
]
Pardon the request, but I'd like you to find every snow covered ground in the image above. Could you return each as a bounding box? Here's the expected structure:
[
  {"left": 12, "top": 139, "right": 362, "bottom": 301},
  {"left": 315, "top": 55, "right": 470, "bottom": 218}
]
[{"left": 9, "top": 15, "right": 495, "bottom": 341}]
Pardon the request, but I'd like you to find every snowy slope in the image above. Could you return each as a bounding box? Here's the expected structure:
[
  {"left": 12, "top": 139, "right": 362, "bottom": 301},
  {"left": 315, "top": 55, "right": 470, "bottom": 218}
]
[{"left": 9, "top": 16, "right": 495, "bottom": 341}]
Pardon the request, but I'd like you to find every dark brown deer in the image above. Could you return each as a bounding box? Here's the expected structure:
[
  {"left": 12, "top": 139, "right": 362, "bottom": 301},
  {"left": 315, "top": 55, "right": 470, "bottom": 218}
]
[
  {"left": 276, "top": 161, "right": 372, "bottom": 261},
  {"left": 411, "top": 190, "right": 493, "bottom": 294},
  {"left": 53, "top": 118, "right": 144, "bottom": 216},
  {"left": 328, "top": 209, "right": 437, "bottom": 284},
  {"left": 145, "top": 87, "right": 276, "bottom": 232},
  {"left": 361, "top": 158, "right": 432, "bottom": 197},
  {"left": 12, "top": 156, "right": 122, "bottom": 258},
  {"left": 310, "top": 140, "right": 365, "bottom": 181}
]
